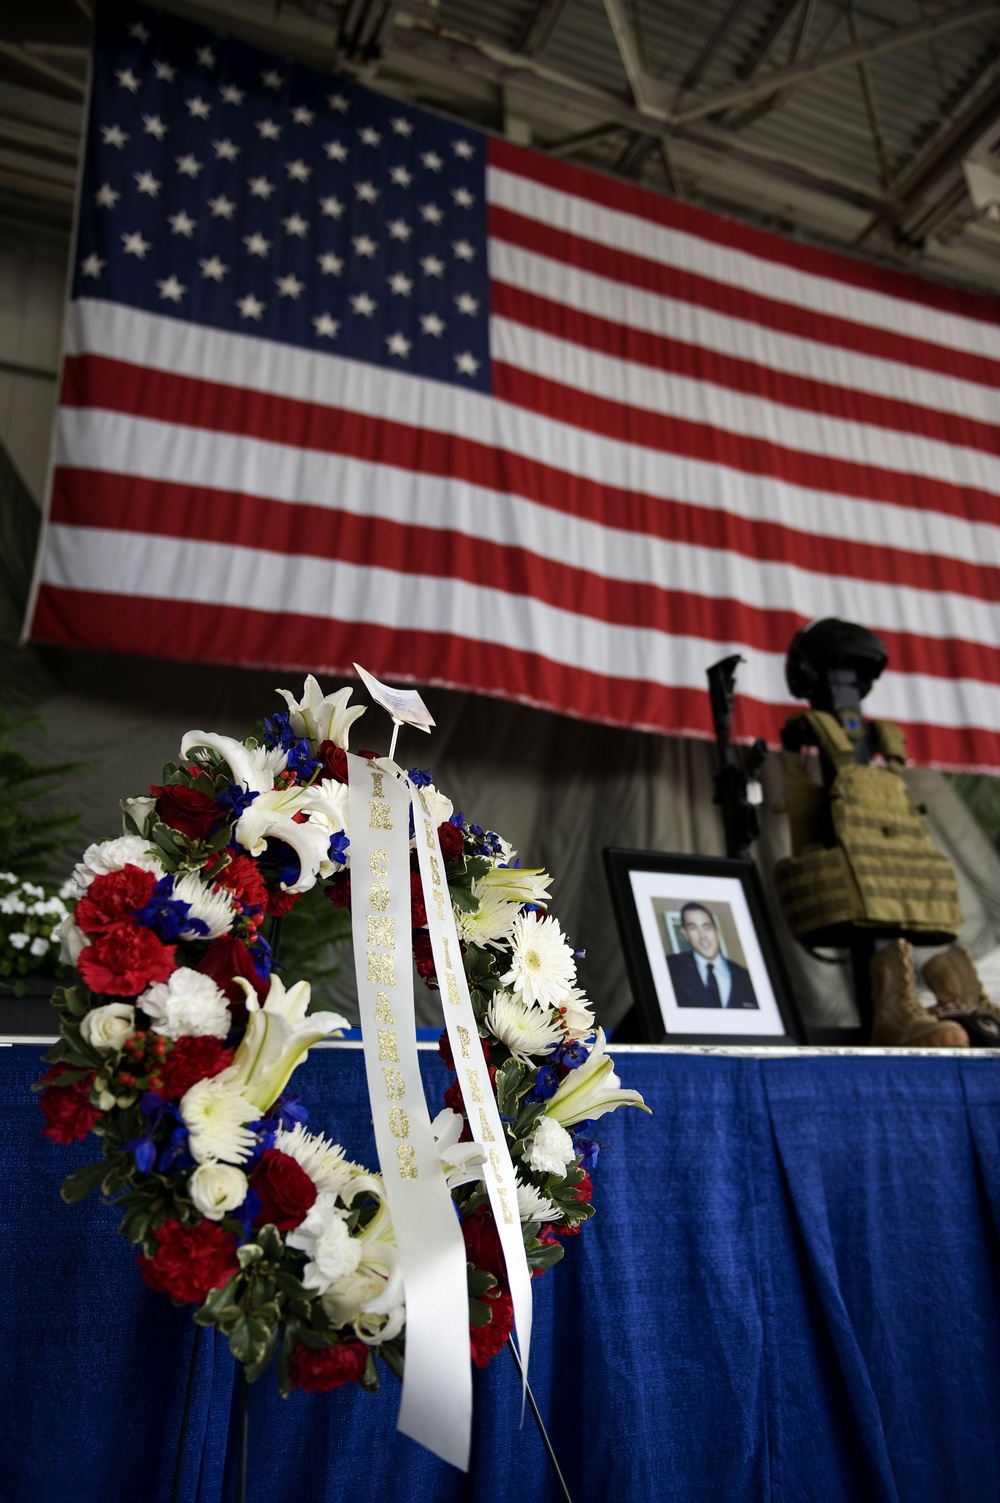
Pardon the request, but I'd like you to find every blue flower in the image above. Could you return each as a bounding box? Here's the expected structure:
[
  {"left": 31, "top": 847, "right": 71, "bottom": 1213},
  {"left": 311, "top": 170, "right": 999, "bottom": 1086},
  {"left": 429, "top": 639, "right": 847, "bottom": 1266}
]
[
  {"left": 261, "top": 711, "right": 295, "bottom": 750},
  {"left": 328, "top": 830, "right": 350, "bottom": 865},
  {"left": 231, "top": 1187, "right": 262, "bottom": 1242},
  {"left": 273, "top": 1094, "right": 308, "bottom": 1131},
  {"left": 217, "top": 782, "right": 259, "bottom": 818},
  {"left": 528, "top": 1064, "right": 561, "bottom": 1102},
  {"left": 407, "top": 768, "right": 434, "bottom": 787},
  {"left": 556, "top": 1041, "right": 589, "bottom": 1071},
  {"left": 133, "top": 875, "right": 209, "bottom": 942},
  {"left": 249, "top": 934, "right": 273, "bottom": 981}
]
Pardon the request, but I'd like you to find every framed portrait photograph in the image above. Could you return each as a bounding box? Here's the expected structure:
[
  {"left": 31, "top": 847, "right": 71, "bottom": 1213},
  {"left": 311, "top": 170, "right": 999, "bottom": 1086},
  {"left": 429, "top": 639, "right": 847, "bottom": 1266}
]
[{"left": 603, "top": 850, "right": 802, "bottom": 1045}]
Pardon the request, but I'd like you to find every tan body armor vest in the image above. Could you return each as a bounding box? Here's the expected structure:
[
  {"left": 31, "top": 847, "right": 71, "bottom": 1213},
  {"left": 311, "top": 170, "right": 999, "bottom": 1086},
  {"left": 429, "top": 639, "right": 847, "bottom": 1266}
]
[{"left": 773, "top": 711, "right": 961, "bottom": 947}]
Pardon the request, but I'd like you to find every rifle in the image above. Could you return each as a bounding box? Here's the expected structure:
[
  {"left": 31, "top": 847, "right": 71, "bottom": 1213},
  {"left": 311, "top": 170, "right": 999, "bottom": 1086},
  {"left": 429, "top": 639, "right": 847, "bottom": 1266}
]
[{"left": 706, "top": 655, "right": 768, "bottom": 860}]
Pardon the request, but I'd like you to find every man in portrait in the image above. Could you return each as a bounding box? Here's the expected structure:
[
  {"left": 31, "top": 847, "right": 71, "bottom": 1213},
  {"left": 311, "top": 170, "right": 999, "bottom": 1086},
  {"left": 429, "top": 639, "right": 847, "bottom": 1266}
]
[{"left": 667, "top": 902, "right": 758, "bottom": 1009}]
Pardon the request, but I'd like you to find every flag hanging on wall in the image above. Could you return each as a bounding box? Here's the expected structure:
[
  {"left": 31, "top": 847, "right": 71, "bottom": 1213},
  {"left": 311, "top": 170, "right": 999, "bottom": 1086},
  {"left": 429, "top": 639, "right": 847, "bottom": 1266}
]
[{"left": 26, "top": 0, "right": 1000, "bottom": 768}]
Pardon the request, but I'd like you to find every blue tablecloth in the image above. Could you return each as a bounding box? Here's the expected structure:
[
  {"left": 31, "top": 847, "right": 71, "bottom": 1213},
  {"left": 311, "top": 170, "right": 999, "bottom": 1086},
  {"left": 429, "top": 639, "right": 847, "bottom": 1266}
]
[{"left": 3, "top": 1044, "right": 999, "bottom": 1503}]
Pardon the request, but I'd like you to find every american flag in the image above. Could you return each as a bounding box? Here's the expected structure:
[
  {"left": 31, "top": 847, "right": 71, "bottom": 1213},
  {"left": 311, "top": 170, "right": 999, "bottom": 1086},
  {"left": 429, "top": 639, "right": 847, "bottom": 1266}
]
[{"left": 27, "top": 0, "right": 1000, "bottom": 769}]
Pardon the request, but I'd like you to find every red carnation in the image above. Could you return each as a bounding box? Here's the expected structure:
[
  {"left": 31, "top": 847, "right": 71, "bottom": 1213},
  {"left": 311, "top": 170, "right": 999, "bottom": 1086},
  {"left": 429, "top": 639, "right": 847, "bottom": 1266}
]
[
  {"left": 290, "top": 1339, "right": 369, "bottom": 1393},
  {"left": 413, "top": 931, "right": 437, "bottom": 988},
  {"left": 78, "top": 923, "right": 175, "bottom": 997},
  {"left": 157, "top": 1036, "right": 234, "bottom": 1100},
  {"left": 410, "top": 870, "right": 427, "bottom": 930},
  {"left": 470, "top": 1284, "right": 514, "bottom": 1369},
  {"left": 317, "top": 742, "right": 349, "bottom": 783},
  {"left": 150, "top": 784, "right": 220, "bottom": 841},
  {"left": 138, "top": 1220, "right": 239, "bottom": 1305},
  {"left": 198, "top": 934, "right": 267, "bottom": 1008},
  {"left": 75, "top": 865, "right": 158, "bottom": 937},
  {"left": 248, "top": 1148, "right": 317, "bottom": 1231},
  {"left": 462, "top": 1204, "right": 506, "bottom": 1284},
  {"left": 265, "top": 888, "right": 302, "bottom": 918},
  {"left": 211, "top": 854, "right": 267, "bottom": 916},
  {"left": 443, "top": 1077, "right": 465, "bottom": 1116},
  {"left": 438, "top": 1030, "right": 455, "bottom": 1070},
  {"left": 326, "top": 870, "right": 351, "bottom": 909},
  {"left": 438, "top": 822, "right": 465, "bottom": 862},
  {"left": 38, "top": 1064, "right": 100, "bottom": 1144}
]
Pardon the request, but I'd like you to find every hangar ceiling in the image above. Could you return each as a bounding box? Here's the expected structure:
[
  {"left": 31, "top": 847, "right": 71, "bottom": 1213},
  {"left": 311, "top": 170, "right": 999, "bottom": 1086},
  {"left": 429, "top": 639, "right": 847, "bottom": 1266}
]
[{"left": 2, "top": 0, "right": 1000, "bottom": 297}]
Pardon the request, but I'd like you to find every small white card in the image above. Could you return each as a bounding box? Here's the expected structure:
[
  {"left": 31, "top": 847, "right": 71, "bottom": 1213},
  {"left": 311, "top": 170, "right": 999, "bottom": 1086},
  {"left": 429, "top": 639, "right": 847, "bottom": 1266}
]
[{"left": 353, "top": 663, "right": 435, "bottom": 733}]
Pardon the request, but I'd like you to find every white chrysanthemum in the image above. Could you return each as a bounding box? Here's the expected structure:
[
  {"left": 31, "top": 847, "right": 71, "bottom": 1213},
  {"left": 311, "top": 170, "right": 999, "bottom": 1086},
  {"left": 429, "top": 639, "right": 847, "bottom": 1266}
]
[
  {"left": 286, "top": 1192, "right": 363, "bottom": 1292},
  {"left": 180, "top": 1072, "right": 258, "bottom": 1165},
  {"left": 524, "top": 1115, "right": 576, "bottom": 1176},
  {"left": 516, "top": 1179, "right": 563, "bottom": 1224},
  {"left": 140, "top": 968, "right": 232, "bottom": 1040},
  {"left": 455, "top": 881, "right": 520, "bottom": 950},
  {"left": 273, "top": 1123, "right": 356, "bottom": 1196},
  {"left": 500, "top": 911, "right": 577, "bottom": 1010},
  {"left": 173, "top": 871, "right": 237, "bottom": 940},
  {"left": 72, "top": 836, "right": 164, "bottom": 895},
  {"left": 486, "top": 994, "right": 563, "bottom": 1064}
]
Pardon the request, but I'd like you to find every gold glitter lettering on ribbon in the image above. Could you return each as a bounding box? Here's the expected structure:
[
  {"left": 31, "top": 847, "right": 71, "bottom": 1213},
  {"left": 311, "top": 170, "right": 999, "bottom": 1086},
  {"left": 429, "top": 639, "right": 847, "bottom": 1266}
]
[
  {"left": 382, "top": 1066, "right": 405, "bottom": 1101},
  {"left": 375, "top": 991, "right": 394, "bottom": 1025},
  {"left": 368, "top": 953, "right": 396, "bottom": 987},
  {"left": 378, "top": 1029, "right": 399, "bottom": 1063},
  {"left": 390, "top": 1107, "right": 411, "bottom": 1140},
  {"left": 367, "top": 914, "right": 396, "bottom": 949},
  {"left": 478, "top": 1108, "right": 496, "bottom": 1143},
  {"left": 430, "top": 855, "right": 441, "bottom": 886},
  {"left": 370, "top": 881, "right": 390, "bottom": 912},
  {"left": 370, "top": 800, "right": 392, "bottom": 830},
  {"left": 397, "top": 1144, "right": 418, "bottom": 1180},
  {"left": 442, "top": 936, "right": 452, "bottom": 969},
  {"left": 370, "top": 849, "right": 389, "bottom": 878},
  {"left": 425, "top": 818, "right": 436, "bottom": 850},
  {"left": 468, "top": 1073, "right": 484, "bottom": 1103},
  {"left": 446, "top": 974, "right": 461, "bottom": 1007},
  {"left": 456, "top": 1025, "right": 471, "bottom": 1059}
]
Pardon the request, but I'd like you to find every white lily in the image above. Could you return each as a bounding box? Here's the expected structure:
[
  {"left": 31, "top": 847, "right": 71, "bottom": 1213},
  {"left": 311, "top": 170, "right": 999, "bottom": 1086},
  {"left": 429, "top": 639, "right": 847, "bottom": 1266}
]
[
  {"left": 229, "top": 974, "right": 349, "bottom": 1112},
  {"left": 482, "top": 863, "right": 554, "bottom": 907},
  {"left": 317, "top": 1188, "right": 405, "bottom": 1345},
  {"left": 277, "top": 676, "right": 366, "bottom": 751},
  {"left": 179, "top": 729, "right": 286, "bottom": 795},
  {"left": 233, "top": 783, "right": 341, "bottom": 893},
  {"left": 544, "top": 1028, "right": 650, "bottom": 1127},
  {"left": 431, "top": 1108, "right": 486, "bottom": 1189}
]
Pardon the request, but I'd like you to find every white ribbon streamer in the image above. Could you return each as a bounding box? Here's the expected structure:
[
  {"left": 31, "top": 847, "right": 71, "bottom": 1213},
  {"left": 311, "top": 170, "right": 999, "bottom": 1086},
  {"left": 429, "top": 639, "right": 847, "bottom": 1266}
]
[
  {"left": 412, "top": 789, "right": 533, "bottom": 1399},
  {"left": 347, "top": 754, "right": 472, "bottom": 1472}
]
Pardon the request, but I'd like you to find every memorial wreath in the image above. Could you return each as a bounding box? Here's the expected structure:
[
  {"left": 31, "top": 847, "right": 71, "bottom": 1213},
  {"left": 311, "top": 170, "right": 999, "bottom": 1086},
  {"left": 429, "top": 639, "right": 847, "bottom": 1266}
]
[{"left": 37, "top": 677, "right": 647, "bottom": 1413}]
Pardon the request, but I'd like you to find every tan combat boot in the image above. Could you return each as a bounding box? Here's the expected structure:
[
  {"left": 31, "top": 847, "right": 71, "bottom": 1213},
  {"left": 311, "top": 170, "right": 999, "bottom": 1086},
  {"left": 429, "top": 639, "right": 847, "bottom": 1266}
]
[
  {"left": 921, "top": 947, "right": 1000, "bottom": 1022},
  {"left": 869, "top": 939, "right": 969, "bottom": 1048}
]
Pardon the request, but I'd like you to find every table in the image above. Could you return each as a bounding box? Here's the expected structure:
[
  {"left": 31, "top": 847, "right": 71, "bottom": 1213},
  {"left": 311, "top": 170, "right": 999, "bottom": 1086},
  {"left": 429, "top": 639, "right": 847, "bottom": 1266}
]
[{"left": 3, "top": 1042, "right": 999, "bottom": 1503}]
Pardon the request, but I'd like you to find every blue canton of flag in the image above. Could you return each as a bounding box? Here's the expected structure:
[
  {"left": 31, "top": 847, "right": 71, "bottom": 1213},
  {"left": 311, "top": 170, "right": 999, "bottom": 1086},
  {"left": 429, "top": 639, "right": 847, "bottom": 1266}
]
[{"left": 75, "top": 0, "right": 491, "bottom": 392}]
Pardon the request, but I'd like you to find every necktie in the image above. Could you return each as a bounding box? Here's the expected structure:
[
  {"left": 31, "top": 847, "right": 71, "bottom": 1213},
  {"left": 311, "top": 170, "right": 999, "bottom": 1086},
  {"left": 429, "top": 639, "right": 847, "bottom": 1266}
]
[{"left": 705, "top": 963, "right": 722, "bottom": 1007}]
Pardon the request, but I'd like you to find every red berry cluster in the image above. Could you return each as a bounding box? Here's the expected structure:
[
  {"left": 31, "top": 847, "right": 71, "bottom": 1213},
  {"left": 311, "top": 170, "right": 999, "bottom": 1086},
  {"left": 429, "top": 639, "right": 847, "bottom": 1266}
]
[{"left": 116, "top": 1029, "right": 172, "bottom": 1095}]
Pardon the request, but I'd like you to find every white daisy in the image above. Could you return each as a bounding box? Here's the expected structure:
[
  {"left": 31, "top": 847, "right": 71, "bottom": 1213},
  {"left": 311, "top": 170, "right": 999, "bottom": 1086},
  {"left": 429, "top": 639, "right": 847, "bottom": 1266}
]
[
  {"left": 500, "top": 912, "right": 577, "bottom": 1009},
  {"left": 455, "top": 880, "right": 520, "bottom": 950},
  {"left": 173, "top": 871, "right": 237, "bottom": 939},
  {"left": 485, "top": 993, "right": 562, "bottom": 1063},
  {"left": 180, "top": 1071, "right": 258, "bottom": 1164},
  {"left": 141, "top": 968, "right": 232, "bottom": 1039}
]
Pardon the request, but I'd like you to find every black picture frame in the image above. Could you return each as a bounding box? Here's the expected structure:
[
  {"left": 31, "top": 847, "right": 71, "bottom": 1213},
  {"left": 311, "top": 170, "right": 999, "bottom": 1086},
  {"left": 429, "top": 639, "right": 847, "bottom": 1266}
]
[{"left": 603, "top": 849, "right": 802, "bottom": 1045}]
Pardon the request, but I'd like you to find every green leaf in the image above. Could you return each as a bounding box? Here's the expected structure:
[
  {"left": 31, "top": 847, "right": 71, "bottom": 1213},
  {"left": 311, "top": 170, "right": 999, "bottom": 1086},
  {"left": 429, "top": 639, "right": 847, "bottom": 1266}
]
[
  {"left": 468, "top": 1297, "right": 493, "bottom": 1328},
  {"left": 466, "top": 1266, "right": 497, "bottom": 1299},
  {"left": 244, "top": 1324, "right": 280, "bottom": 1384},
  {"left": 255, "top": 1223, "right": 283, "bottom": 1262},
  {"left": 237, "top": 1241, "right": 265, "bottom": 1269},
  {"left": 60, "top": 1158, "right": 110, "bottom": 1204},
  {"left": 526, "top": 1239, "right": 564, "bottom": 1272},
  {"left": 379, "top": 1341, "right": 405, "bottom": 1383},
  {"left": 358, "top": 1350, "right": 380, "bottom": 1393}
]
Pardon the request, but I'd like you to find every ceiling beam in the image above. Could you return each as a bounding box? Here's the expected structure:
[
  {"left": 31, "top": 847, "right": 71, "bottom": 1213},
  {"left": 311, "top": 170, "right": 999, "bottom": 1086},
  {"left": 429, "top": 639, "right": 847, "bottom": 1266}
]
[
  {"left": 515, "top": 0, "right": 572, "bottom": 58},
  {"left": 0, "top": 42, "right": 86, "bottom": 97},
  {"left": 673, "top": 2, "right": 1000, "bottom": 125}
]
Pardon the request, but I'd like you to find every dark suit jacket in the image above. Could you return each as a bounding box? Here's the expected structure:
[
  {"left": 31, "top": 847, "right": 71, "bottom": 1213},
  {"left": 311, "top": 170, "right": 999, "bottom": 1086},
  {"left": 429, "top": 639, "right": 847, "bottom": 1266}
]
[{"left": 666, "top": 949, "right": 758, "bottom": 1009}]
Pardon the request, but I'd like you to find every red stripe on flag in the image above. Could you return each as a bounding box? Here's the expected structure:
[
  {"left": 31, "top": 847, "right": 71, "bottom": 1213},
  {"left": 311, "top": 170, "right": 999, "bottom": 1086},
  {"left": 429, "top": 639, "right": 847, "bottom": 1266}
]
[
  {"left": 492, "top": 280, "right": 1000, "bottom": 457},
  {"left": 488, "top": 203, "right": 1000, "bottom": 391},
  {"left": 59, "top": 353, "right": 1000, "bottom": 544},
  {"left": 29, "top": 583, "right": 1000, "bottom": 770},
  {"left": 48, "top": 467, "right": 1000, "bottom": 686},
  {"left": 488, "top": 137, "right": 1000, "bottom": 327}
]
